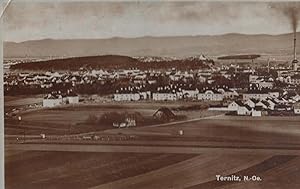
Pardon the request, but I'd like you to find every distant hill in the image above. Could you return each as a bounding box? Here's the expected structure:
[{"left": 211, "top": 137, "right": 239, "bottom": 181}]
[
  {"left": 218, "top": 54, "right": 261, "bottom": 60},
  {"left": 4, "top": 32, "right": 300, "bottom": 58},
  {"left": 10, "top": 55, "right": 211, "bottom": 71}
]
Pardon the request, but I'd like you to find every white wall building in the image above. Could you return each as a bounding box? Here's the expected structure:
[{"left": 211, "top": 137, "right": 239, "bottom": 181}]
[
  {"left": 227, "top": 101, "right": 243, "bottom": 111},
  {"left": 243, "top": 91, "right": 279, "bottom": 101},
  {"left": 43, "top": 96, "right": 63, "bottom": 108},
  {"left": 67, "top": 96, "right": 79, "bottom": 104},
  {"left": 237, "top": 105, "right": 252, "bottom": 116},
  {"left": 114, "top": 93, "right": 140, "bottom": 101},
  {"left": 198, "top": 90, "right": 224, "bottom": 101},
  {"left": 152, "top": 92, "right": 177, "bottom": 101},
  {"left": 182, "top": 88, "right": 199, "bottom": 98},
  {"left": 294, "top": 103, "right": 300, "bottom": 114}
]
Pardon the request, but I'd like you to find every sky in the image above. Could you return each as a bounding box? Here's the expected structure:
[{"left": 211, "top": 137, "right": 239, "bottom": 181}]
[{"left": 3, "top": 0, "right": 300, "bottom": 42}]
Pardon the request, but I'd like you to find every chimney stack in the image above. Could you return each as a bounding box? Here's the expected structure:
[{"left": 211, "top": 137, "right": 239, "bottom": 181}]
[
  {"left": 294, "top": 31, "right": 297, "bottom": 60},
  {"left": 292, "top": 31, "right": 299, "bottom": 71}
]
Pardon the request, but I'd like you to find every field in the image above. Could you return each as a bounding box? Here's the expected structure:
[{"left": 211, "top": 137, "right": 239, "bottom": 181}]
[
  {"left": 5, "top": 96, "right": 300, "bottom": 189},
  {"left": 101, "top": 116, "right": 300, "bottom": 150},
  {"left": 4, "top": 96, "right": 217, "bottom": 135},
  {"left": 5, "top": 150, "right": 300, "bottom": 189},
  {"left": 5, "top": 151, "right": 195, "bottom": 189}
]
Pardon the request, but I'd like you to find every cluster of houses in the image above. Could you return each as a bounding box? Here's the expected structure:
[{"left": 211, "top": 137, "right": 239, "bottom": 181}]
[
  {"left": 113, "top": 85, "right": 238, "bottom": 102},
  {"left": 5, "top": 57, "right": 300, "bottom": 116},
  {"left": 210, "top": 94, "right": 300, "bottom": 116},
  {"left": 4, "top": 65, "right": 261, "bottom": 91}
]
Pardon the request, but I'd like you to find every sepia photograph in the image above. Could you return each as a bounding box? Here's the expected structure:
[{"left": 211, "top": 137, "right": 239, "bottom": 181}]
[{"left": 2, "top": 0, "right": 300, "bottom": 188}]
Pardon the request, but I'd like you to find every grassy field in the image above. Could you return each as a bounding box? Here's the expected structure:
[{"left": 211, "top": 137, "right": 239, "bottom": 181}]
[
  {"left": 5, "top": 151, "right": 195, "bottom": 189},
  {"left": 6, "top": 150, "right": 300, "bottom": 189},
  {"left": 5, "top": 97, "right": 216, "bottom": 135},
  {"left": 102, "top": 116, "right": 300, "bottom": 149}
]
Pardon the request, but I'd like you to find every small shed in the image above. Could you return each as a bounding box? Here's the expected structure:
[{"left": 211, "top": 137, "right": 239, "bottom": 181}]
[{"left": 153, "top": 107, "right": 176, "bottom": 122}]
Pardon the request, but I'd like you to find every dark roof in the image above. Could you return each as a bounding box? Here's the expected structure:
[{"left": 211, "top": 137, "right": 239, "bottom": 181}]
[
  {"left": 153, "top": 107, "right": 176, "bottom": 118},
  {"left": 275, "top": 104, "right": 291, "bottom": 109},
  {"left": 245, "top": 90, "right": 269, "bottom": 94},
  {"left": 254, "top": 106, "right": 264, "bottom": 111},
  {"left": 266, "top": 98, "right": 278, "bottom": 104},
  {"left": 235, "top": 100, "right": 244, "bottom": 106},
  {"left": 244, "top": 104, "right": 252, "bottom": 111},
  {"left": 199, "top": 88, "right": 221, "bottom": 94},
  {"left": 249, "top": 98, "right": 260, "bottom": 104}
]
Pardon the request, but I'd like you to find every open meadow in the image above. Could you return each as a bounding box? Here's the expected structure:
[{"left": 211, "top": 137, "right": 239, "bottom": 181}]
[{"left": 5, "top": 150, "right": 300, "bottom": 189}]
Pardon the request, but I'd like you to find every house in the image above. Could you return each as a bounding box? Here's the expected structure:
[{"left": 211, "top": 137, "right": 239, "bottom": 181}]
[
  {"left": 152, "top": 87, "right": 178, "bottom": 101},
  {"left": 113, "top": 87, "right": 141, "bottom": 101},
  {"left": 228, "top": 100, "right": 244, "bottom": 111},
  {"left": 293, "top": 103, "right": 300, "bottom": 114},
  {"left": 289, "top": 75, "right": 300, "bottom": 85},
  {"left": 182, "top": 88, "right": 199, "bottom": 99},
  {"left": 152, "top": 92, "right": 177, "bottom": 101},
  {"left": 266, "top": 98, "right": 277, "bottom": 110},
  {"left": 66, "top": 90, "right": 79, "bottom": 104},
  {"left": 217, "top": 88, "right": 239, "bottom": 99},
  {"left": 291, "top": 94, "right": 300, "bottom": 102},
  {"left": 251, "top": 106, "right": 264, "bottom": 117},
  {"left": 243, "top": 90, "right": 279, "bottom": 101},
  {"left": 114, "top": 93, "right": 140, "bottom": 101},
  {"left": 274, "top": 104, "right": 292, "bottom": 111},
  {"left": 249, "top": 76, "right": 274, "bottom": 89},
  {"left": 274, "top": 97, "right": 289, "bottom": 105},
  {"left": 245, "top": 99, "right": 260, "bottom": 108},
  {"left": 153, "top": 107, "right": 176, "bottom": 122},
  {"left": 43, "top": 94, "right": 63, "bottom": 107},
  {"left": 237, "top": 104, "right": 252, "bottom": 116},
  {"left": 256, "top": 100, "right": 269, "bottom": 109},
  {"left": 198, "top": 89, "right": 224, "bottom": 101},
  {"left": 67, "top": 95, "right": 79, "bottom": 104}
]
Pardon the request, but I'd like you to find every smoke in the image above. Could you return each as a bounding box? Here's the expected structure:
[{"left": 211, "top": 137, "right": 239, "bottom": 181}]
[{"left": 270, "top": 2, "right": 300, "bottom": 33}]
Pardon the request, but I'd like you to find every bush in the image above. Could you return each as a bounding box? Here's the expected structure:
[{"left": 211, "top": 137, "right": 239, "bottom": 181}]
[
  {"left": 86, "top": 114, "right": 98, "bottom": 124},
  {"left": 99, "top": 112, "right": 123, "bottom": 125}
]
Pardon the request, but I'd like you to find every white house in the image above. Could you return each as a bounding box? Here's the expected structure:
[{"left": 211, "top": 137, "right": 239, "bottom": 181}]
[
  {"left": 294, "top": 103, "right": 300, "bottom": 114},
  {"left": 237, "top": 106, "right": 252, "bottom": 115},
  {"left": 245, "top": 99, "right": 260, "bottom": 108},
  {"left": 198, "top": 89, "right": 224, "bottom": 101},
  {"left": 237, "top": 105, "right": 252, "bottom": 116},
  {"left": 243, "top": 90, "right": 279, "bottom": 101},
  {"left": 292, "top": 94, "right": 300, "bottom": 102},
  {"left": 114, "top": 93, "right": 140, "bottom": 101},
  {"left": 67, "top": 95, "right": 79, "bottom": 104},
  {"left": 182, "top": 88, "right": 199, "bottom": 99},
  {"left": 43, "top": 94, "right": 63, "bottom": 107},
  {"left": 227, "top": 100, "right": 244, "bottom": 111},
  {"left": 152, "top": 92, "right": 177, "bottom": 101},
  {"left": 256, "top": 100, "right": 269, "bottom": 109},
  {"left": 252, "top": 106, "right": 264, "bottom": 117},
  {"left": 266, "top": 98, "right": 277, "bottom": 110},
  {"left": 216, "top": 88, "right": 238, "bottom": 99}
]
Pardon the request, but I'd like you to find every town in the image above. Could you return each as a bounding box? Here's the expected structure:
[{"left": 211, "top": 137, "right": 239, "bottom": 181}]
[
  {"left": 4, "top": 54, "right": 300, "bottom": 117},
  {"left": 5, "top": 1, "right": 300, "bottom": 189}
]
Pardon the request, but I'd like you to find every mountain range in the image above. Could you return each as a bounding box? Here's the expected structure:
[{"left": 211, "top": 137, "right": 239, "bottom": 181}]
[{"left": 4, "top": 33, "right": 300, "bottom": 59}]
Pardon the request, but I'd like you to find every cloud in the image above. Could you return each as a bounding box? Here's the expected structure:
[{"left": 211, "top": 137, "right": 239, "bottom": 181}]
[{"left": 3, "top": 1, "right": 297, "bottom": 42}]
